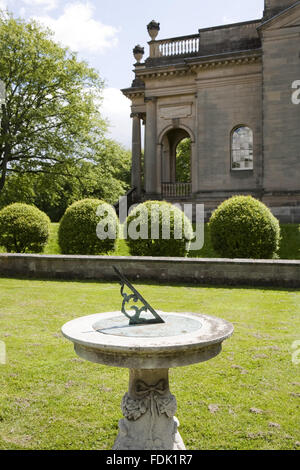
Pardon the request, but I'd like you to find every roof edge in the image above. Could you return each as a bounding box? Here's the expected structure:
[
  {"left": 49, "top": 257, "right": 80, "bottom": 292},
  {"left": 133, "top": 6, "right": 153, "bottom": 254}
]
[{"left": 198, "top": 18, "right": 262, "bottom": 34}]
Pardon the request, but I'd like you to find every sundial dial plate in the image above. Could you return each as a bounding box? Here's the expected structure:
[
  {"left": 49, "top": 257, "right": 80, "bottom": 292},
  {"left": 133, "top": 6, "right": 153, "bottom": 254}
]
[
  {"left": 62, "top": 311, "right": 234, "bottom": 369},
  {"left": 92, "top": 313, "right": 202, "bottom": 338}
]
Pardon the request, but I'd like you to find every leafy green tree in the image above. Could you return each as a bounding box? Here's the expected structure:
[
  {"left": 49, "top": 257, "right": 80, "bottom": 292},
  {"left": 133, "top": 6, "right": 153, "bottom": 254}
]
[
  {"left": 176, "top": 138, "right": 191, "bottom": 183},
  {"left": 0, "top": 11, "right": 106, "bottom": 192},
  {"left": 0, "top": 138, "right": 131, "bottom": 221}
]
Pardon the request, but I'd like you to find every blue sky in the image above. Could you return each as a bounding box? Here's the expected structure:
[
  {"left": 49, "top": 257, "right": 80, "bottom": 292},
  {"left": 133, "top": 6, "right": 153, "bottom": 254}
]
[{"left": 1, "top": 0, "right": 265, "bottom": 148}]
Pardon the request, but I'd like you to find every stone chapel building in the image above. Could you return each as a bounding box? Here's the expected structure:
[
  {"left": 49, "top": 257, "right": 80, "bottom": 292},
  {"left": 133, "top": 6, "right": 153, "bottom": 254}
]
[{"left": 122, "top": 0, "right": 300, "bottom": 222}]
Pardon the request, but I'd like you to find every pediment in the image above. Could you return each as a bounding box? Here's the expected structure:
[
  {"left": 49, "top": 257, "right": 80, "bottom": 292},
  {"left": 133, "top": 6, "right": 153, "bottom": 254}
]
[{"left": 259, "top": 2, "right": 300, "bottom": 31}]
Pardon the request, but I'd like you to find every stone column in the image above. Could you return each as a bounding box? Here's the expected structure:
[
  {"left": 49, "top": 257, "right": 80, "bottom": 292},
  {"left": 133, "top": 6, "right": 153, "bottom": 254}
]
[
  {"left": 131, "top": 113, "right": 142, "bottom": 198},
  {"left": 113, "top": 368, "right": 185, "bottom": 450},
  {"left": 144, "top": 97, "right": 158, "bottom": 196}
]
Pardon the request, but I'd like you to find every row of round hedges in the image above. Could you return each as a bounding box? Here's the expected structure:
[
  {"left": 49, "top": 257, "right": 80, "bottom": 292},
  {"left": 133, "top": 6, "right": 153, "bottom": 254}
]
[
  {"left": 0, "top": 196, "right": 281, "bottom": 259},
  {"left": 0, "top": 199, "right": 193, "bottom": 257}
]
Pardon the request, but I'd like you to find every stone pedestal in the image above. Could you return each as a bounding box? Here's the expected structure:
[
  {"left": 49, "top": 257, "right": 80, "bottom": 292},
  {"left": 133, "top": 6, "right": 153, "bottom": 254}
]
[
  {"left": 113, "top": 369, "right": 185, "bottom": 450},
  {"left": 61, "top": 311, "right": 234, "bottom": 450}
]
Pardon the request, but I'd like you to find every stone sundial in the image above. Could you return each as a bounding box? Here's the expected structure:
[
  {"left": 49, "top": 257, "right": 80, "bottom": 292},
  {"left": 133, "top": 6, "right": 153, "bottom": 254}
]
[{"left": 61, "top": 267, "right": 234, "bottom": 450}]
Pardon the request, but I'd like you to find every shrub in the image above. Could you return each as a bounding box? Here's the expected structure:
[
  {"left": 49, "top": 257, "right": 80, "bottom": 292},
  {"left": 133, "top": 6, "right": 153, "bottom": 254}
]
[
  {"left": 209, "top": 196, "right": 280, "bottom": 259},
  {"left": 126, "top": 200, "right": 193, "bottom": 257},
  {"left": 58, "top": 199, "right": 118, "bottom": 255},
  {"left": 0, "top": 203, "right": 50, "bottom": 253}
]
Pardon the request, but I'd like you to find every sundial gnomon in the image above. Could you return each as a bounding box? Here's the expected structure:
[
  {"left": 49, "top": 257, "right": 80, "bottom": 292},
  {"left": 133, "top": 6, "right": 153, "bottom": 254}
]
[
  {"left": 113, "top": 266, "right": 164, "bottom": 325},
  {"left": 92, "top": 267, "right": 202, "bottom": 338}
]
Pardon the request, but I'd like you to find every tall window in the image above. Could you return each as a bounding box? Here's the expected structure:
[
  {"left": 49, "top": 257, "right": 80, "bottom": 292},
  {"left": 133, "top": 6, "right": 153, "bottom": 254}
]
[{"left": 231, "top": 126, "right": 253, "bottom": 170}]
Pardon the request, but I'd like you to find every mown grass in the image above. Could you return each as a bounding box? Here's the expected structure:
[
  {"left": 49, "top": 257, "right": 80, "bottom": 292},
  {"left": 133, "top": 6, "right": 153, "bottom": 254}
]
[
  {"left": 43, "top": 223, "right": 61, "bottom": 255},
  {"left": 0, "top": 278, "right": 299, "bottom": 450},
  {"left": 42, "top": 223, "right": 300, "bottom": 259}
]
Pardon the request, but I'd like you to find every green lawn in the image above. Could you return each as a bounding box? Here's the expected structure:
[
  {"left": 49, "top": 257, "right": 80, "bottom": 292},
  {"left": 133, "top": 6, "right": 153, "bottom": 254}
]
[
  {"left": 0, "top": 278, "right": 299, "bottom": 450},
  {"left": 43, "top": 223, "right": 300, "bottom": 259},
  {"left": 43, "top": 223, "right": 61, "bottom": 255}
]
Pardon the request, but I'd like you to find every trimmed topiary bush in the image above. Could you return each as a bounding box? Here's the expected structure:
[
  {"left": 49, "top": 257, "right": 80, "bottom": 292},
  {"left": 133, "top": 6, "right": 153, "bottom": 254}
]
[
  {"left": 58, "top": 199, "right": 119, "bottom": 255},
  {"left": 126, "top": 200, "right": 193, "bottom": 257},
  {"left": 0, "top": 203, "right": 50, "bottom": 253},
  {"left": 209, "top": 195, "right": 280, "bottom": 259}
]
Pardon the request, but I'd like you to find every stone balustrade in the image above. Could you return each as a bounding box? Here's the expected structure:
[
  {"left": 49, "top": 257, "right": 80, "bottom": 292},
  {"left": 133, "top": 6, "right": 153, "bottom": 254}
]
[
  {"left": 162, "top": 182, "right": 192, "bottom": 198},
  {"left": 151, "top": 34, "right": 200, "bottom": 58}
]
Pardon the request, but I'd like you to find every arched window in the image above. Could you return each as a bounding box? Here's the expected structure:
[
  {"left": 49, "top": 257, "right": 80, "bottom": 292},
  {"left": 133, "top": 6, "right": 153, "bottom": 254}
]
[{"left": 231, "top": 126, "right": 253, "bottom": 170}]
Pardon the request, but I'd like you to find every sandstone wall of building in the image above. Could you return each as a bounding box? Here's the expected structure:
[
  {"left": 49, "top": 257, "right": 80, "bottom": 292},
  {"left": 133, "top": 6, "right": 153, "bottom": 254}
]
[
  {"left": 195, "top": 63, "right": 263, "bottom": 195},
  {"left": 262, "top": 9, "right": 300, "bottom": 193},
  {"left": 264, "top": 0, "right": 297, "bottom": 19},
  {"left": 199, "top": 20, "right": 261, "bottom": 56}
]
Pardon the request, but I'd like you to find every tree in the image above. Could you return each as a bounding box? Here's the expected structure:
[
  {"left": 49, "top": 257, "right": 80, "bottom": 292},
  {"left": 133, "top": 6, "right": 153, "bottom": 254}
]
[
  {"left": 0, "top": 11, "right": 106, "bottom": 192},
  {"left": 0, "top": 137, "right": 131, "bottom": 221},
  {"left": 0, "top": 138, "right": 131, "bottom": 221},
  {"left": 176, "top": 138, "right": 191, "bottom": 183}
]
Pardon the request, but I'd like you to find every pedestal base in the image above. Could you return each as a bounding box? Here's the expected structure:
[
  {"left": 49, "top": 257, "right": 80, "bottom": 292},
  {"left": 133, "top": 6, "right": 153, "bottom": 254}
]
[{"left": 113, "top": 369, "right": 185, "bottom": 450}]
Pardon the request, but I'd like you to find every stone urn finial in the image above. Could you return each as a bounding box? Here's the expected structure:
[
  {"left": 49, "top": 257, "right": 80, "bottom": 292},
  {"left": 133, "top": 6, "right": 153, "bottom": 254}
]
[
  {"left": 147, "top": 20, "right": 160, "bottom": 40},
  {"left": 133, "top": 45, "right": 145, "bottom": 64}
]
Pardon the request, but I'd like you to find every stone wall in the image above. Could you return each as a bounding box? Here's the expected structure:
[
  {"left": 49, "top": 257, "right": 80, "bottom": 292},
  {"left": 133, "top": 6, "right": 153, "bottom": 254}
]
[
  {"left": 199, "top": 20, "right": 261, "bottom": 56},
  {"left": 0, "top": 254, "right": 299, "bottom": 288},
  {"left": 261, "top": 6, "right": 300, "bottom": 193},
  {"left": 196, "top": 62, "right": 263, "bottom": 194},
  {"left": 264, "top": 0, "right": 297, "bottom": 19}
]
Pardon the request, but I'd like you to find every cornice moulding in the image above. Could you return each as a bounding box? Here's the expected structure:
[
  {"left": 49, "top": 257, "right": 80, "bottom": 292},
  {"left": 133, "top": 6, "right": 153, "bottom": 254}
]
[{"left": 135, "top": 54, "right": 262, "bottom": 80}]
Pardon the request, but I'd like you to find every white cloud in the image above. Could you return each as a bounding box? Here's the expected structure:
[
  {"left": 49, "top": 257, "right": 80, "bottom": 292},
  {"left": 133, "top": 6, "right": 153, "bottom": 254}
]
[
  {"left": 22, "top": 0, "right": 58, "bottom": 11},
  {"left": 0, "top": 0, "right": 7, "bottom": 10},
  {"left": 34, "top": 1, "right": 119, "bottom": 53},
  {"left": 101, "top": 88, "right": 132, "bottom": 149}
]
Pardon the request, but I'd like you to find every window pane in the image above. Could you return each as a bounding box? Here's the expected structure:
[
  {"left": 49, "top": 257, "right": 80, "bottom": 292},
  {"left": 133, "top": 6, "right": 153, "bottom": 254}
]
[{"left": 231, "top": 126, "right": 253, "bottom": 170}]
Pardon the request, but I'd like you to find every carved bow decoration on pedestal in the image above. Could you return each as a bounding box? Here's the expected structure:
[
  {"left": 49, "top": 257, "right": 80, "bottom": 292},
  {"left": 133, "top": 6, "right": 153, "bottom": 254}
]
[
  {"left": 122, "top": 377, "right": 176, "bottom": 425},
  {"left": 113, "top": 266, "right": 165, "bottom": 326},
  {"left": 134, "top": 379, "right": 177, "bottom": 419},
  {"left": 135, "top": 379, "right": 166, "bottom": 398}
]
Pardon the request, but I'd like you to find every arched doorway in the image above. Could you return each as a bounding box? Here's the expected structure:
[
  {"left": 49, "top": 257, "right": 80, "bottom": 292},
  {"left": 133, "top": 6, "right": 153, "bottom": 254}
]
[{"left": 161, "top": 127, "right": 192, "bottom": 198}]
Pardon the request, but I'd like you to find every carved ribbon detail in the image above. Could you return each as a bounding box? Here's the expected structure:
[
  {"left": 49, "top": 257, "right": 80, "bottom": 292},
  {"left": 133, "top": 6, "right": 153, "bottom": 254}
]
[
  {"left": 135, "top": 379, "right": 166, "bottom": 398},
  {"left": 121, "top": 379, "right": 177, "bottom": 424}
]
